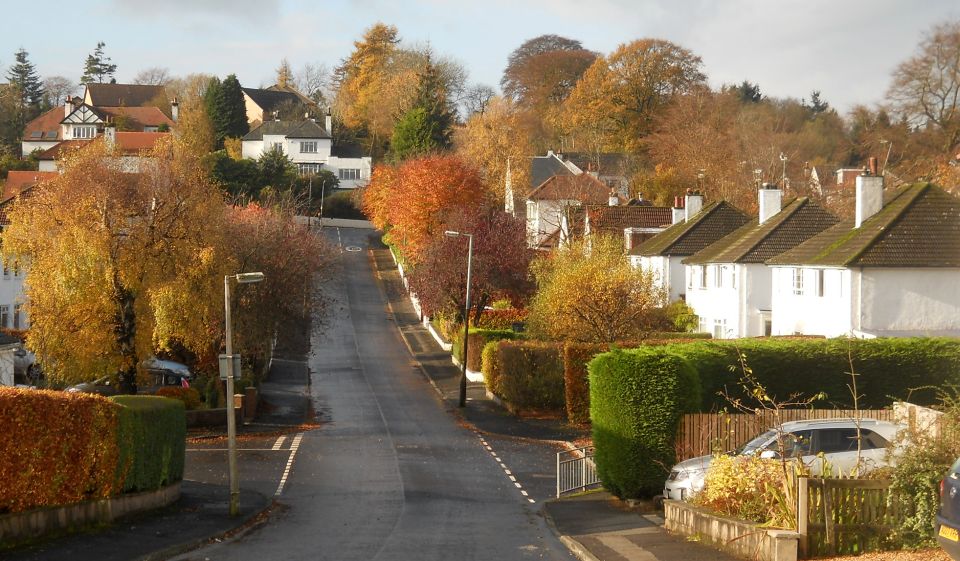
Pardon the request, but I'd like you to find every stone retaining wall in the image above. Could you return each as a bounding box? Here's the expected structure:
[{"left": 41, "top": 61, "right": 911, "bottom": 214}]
[
  {"left": 664, "top": 499, "right": 800, "bottom": 561},
  {"left": 0, "top": 482, "right": 181, "bottom": 544}
]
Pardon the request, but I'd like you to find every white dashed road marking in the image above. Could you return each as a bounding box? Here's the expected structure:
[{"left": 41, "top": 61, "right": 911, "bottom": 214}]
[
  {"left": 272, "top": 435, "right": 287, "bottom": 450},
  {"left": 477, "top": 433, "right": 536, "bottom": 504},
  {"left": 275, "top": 432, "right": 305, "bottom": 496}
]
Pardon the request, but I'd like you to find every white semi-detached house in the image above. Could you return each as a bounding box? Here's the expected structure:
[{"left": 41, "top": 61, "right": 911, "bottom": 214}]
[
  {"left": 629, "top": 192, "right": 749, "bottom": 302},
  {"left": 241, "top": 115, "right": 372, "bottom": 188},
  {"left": 767, "top": 172, "right": 960, "bottom": 338},
  {"left": 683, "top": 185, "right": 839, "bottom": 338}
]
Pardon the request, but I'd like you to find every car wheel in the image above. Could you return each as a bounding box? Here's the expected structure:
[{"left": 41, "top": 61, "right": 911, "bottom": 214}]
[{"left": 26, "top": 365, "right": 40, "bottom": 385}]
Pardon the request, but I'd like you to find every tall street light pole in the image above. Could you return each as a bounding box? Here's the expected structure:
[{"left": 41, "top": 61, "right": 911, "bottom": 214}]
[
  {"left": 444, "top": 230, "right": 472, "bottom": 408},
  {"left": 224, "top": 271, "right": 265, "bottom": 517}
]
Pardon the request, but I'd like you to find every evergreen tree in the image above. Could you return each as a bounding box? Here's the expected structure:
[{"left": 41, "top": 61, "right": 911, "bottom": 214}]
[
  {"left": 204, "top": 74, "right": 249, "bottom": 150},
  {"left": 80, "top": 42, "right": 117, "bottom": 84},
  {"left": 5, "top": 48, "right": 45, "bottom": 137},
  {"left": 388, "top": 55, "right": 454, "bottom": 161}
]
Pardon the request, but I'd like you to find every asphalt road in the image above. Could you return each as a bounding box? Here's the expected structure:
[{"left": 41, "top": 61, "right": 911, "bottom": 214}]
[{"left": 173, "top": 227, "right": 572, "bottom": 561}]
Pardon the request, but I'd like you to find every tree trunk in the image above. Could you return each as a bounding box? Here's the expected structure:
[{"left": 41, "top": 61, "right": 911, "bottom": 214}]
[{"left": 113, "top": 279, "right": 138, "bottom": 394}]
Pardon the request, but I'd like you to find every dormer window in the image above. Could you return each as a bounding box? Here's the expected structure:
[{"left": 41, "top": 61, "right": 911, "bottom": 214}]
[{"left": 73, "top": 125, "right": 96, "bottom": 139}]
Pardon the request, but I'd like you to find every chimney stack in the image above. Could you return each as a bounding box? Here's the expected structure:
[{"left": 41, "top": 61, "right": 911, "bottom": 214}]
[
  {"left": 672, "top": 195, "right": 685, "bottom": 224},
  {"left": 608, "top": 189, "right": 620, "bottom": 207},
  {"left": 104, "top": 125, "right": 116, "bottom": 148},
  {"left": 758, "top": 183, "right": 783, "bottom": 224},
  {"left": 64, "top": 96, "right": 73, "bottom": 118},
  {"left": 170, "top": 98, "right": 179, "bottom": 123},
  {"left": 855, "top": 165, "right": 884, "bottom": 228},
  {"left": 684, "top": 189, "right": 704, "bottom": 222},
  {"left": 325, "top": 109, "right": 333, "bottom": 136}
]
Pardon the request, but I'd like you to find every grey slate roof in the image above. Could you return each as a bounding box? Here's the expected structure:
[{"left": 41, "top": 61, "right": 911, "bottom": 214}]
[
  {"left": 85, "top": 83, "right": 166, "bottom": 107},
  {"left": 684, "top": 198, "right": 839, "bottom": 265},
  {"left": 767, "top": 183, "right": 960, "bottom": 268},
  {"left": 562, "top": 152, "right": 630, "bottom": 175},
  {"left": 631, "top": 201, "right": 750, "bottom": 257},
  {"left": 242, "top": 88, "right": 305, "bottom": 115},
  {"left": 529, "top": 155, "right": 573, "bottom": 192},
  {"left": 242, "top": 120, "right": 331, "bottom": 141}
]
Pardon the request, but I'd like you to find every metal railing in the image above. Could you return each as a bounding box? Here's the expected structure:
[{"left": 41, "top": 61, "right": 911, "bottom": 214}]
[{"left": 556, "top": 446, "right": 600, "bottom": 497}]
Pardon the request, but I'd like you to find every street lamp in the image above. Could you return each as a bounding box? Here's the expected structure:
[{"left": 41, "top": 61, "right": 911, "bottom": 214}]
[
  {"left": 444, "top": 230, "right": 473, "bottom": 408},
  {"left": 223, "top": 271, "right": 265, "bottom": 516}
]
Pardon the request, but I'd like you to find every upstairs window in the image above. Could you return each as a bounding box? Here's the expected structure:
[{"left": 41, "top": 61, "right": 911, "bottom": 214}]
[
  {"left": 815, "top": 269, "right": 825, "bottom": 297},
  {"left": 73, "top": 125, "right": 96, "bottom": 139},
  {"left": 300, "top": 141, "right": 318, "bottom": 153},
  {"left": 792, "top": 268, "right": 804, "bottom": 295},
  {"left": 339, "top": 168, "right": 361, "bottom": 180},
  {"left": 698, "top": 265, "right": 707, "bottom": 289},
  {"left": 713, "top": 265, "right": 723, "bottom": 288}
]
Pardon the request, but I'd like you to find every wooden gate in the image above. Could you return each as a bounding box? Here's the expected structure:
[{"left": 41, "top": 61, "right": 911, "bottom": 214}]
[{"left": 797, "top": 478, "right": 896, "bottom": 557}]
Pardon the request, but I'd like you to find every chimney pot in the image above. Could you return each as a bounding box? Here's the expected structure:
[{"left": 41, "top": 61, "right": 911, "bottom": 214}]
[{"left": 868, "top": 157, "right": 878, "bottom": 176}]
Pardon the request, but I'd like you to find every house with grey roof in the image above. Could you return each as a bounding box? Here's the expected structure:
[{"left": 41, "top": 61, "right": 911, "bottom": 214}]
[
  {"left": 766, "top": 174, "right": 960, "bottom": 338},
  {"left": 683, "top": 185, "right": 838, "bottom": 338},
  {"left": 630, "top": 192, "right": 750, "bottom": 302},
  {"left": 241, "top": 114, "right": 371, "bottom": 188},
  {"left": 242, "top": 85, "right": 317, "bottom": 127}
]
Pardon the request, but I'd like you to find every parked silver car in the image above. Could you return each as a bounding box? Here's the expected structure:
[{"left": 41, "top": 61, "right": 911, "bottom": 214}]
[
  {"left": 12, "top": 346, "right": 40, "bottom": 385},
  {"left": 663, "top": 418, "right": 902, "bottom": 501}
]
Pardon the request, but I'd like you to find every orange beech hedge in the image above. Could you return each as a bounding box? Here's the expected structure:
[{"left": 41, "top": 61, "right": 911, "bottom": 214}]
[{"left": 0, "top": 388, "right": 120, "bottom": 513}]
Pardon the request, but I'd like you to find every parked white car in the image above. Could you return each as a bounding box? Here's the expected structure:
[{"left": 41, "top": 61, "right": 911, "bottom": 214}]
[{"left": 663, "top": 418, "right": 902, "bottom": 501}]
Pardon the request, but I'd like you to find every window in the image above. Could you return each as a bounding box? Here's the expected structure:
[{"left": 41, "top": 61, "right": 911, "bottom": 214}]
[
  {"left": 0, "top": 305, "right": 10, "bottom": 328},
  {"left": 732, "top": 267, "right": 738, "bottom": 289},
  {"left": 712, "top": 319, "right": 726, "bottom": 339},
  {"left": 687, "top": 268, "right": 694, "bottom": 290},
  {"left": 300, "top": 141, "right": 318, "bottom": 153},
  {"left": 2, "top": 261, "right": 8, "bottom": 279},
  {"left": 338, "top": 168, "right": 361, "bottom": 180},
  {"left": 815, "top": 269, "right": 825, "bottom": 297},
  {"left": 299, "top": 163, "right": 322, "bottom": 175},
  {"left": 698, "top": 265, "right": 707, "bottom": 289},
  {"left": 713, "top": 265, "right": 723, "bottom": 288},
  {"left": 792, "top": 268, "right": 804, "bottom": 295},
  {"left": 73, "top": 125, "right": 96, "bottom": 139},
  {"left": 13, "top": 304, "right": 21, "bottom": 330}
]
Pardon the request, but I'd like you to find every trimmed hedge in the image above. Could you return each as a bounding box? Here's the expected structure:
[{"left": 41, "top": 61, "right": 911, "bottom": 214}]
[
  {"left": 589, "top": 347, "right": 701, "bottom": 499},
  {"left": 487, "top": 340, "right": 564, "bottom": 412},
  {"left": 453, "top": 328, "right": 519, "bottom": 371},
  {"left": 0, "top": 388, "right": 120, "bottom": 513},
  {"left": 112, "top": 395, "right": 186, "bottom": 493},
  {"left": 563, "top": 337, "right": 711, "bottom": 425},
  {"left": 662, "top": 338, "right": 960, "bottom": 410},
  {"left": 155, "top": 386, "right": 202, "bottom": 410},
  {"left": 473, "top": 309, "right": 528, "bottom": 330},
  {"left": 481, "top": 340, "right": 503, "bottom": 396}
]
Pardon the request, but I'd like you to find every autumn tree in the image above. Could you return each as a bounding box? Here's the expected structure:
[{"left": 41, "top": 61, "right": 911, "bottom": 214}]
[
  {"left": 454, "top": 96, "right": 533, "bottom": 203},
  {"left": 276, "top": 58, "right": 293, "bottom": 88},
  {"left": 526, "top": 236, "right": 667, "bottom": 343},
  {"left": 556, "top": 39, "right": 707, "bottom": 153},
  {"left": 42, "top": 75, "right": 77, "bottom": 106},
  {"left": 502, "top": 34, "right": 596, "bottom": 111},
  {"left": 887, "top": 20, "right": 960, "bottom": 152},
  {"left": 133, "top": 67, "right": 171, "bottom": 86},
  {"left": 390, "top": 54, "right": 455, "bottom": 161},
  {"left": 2, "top": 137, "right": 231, "bottom": 390},
  {"left": 294, "top": 62, "right": 331, "bottom": 105},
  {"left": 361, "top": 155, "right": 489, "bottom": 263},
  {"left": 80, "top": 41, "right": 117, "bottom": 84},
  {"left": 462, "top": 84, "right": 496, "bottom": 117}
]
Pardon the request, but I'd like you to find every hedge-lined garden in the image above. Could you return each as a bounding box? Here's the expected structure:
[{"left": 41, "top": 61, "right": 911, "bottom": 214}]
[{"left": 0, "top": 388, "right": 186, "bottom": 513}]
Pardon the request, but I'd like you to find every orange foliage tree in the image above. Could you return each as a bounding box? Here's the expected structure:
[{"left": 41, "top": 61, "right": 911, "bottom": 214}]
[{"left": 362, "top": 155, "right": 489, "bottom": 264}]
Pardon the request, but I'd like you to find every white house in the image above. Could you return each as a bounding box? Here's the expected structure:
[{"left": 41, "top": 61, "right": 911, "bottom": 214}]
[
  {"left": 767, "top": 174, "right": 960, "bottom": 338},
  {"left": 241, "top": 115, "right": 372, "bottom": 189},
  {"left": 36, "top": 129, "right": 169, "bottom": 172},
  {"left": 683, "top": 186, "right": 839, "bottom": 338},
  {"left": 630, "top": 193, "right": 749, "bottom": 302},
  {"left": 524, "top": 173, "right": 610, "bottom": 249},
  {"left": 242, "top": 85, "right": 317, "bottom": 127}
]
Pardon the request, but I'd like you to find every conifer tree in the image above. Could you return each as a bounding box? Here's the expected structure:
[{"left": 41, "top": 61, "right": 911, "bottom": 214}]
[
  {"left": 204, "top": 74, "right": 248, "bottom": 149},
  {"left": 389, "top": 54, "right": 454, "bottom": 161},
  {"left": 5, "top": 48, "right": 45, "bottom": 136},
  {"left": 80, "top": 41, "right": 117, "bottom": 84}
]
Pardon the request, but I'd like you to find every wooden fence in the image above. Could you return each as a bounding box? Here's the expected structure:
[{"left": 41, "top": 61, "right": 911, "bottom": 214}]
[
  {"left": 798, "top": 477, "right": 896, "bottom": 557},
  {"left": 676, "top": 410, "right": 895, "bottom": 461}
]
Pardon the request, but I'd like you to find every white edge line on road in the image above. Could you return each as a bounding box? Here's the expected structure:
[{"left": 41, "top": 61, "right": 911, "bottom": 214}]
[
  {"left": 187, "top": 448, "right": 291, "bottom": 452},
  {"left": 477, "top": 432, "right": 536, "bottom": 504},
  {"left": 272, "top": 435, "right": 287, "bottom": 450},
  {"left": 274, "top": 432, "right": 305, "bottom": 496}
]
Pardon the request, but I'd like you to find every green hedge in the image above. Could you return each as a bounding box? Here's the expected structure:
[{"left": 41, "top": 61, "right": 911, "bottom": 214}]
[
  {"left": 662, "top": 338, "right": 960, "bottom": 410},
  {"left": 589, "top": 348, "right": 701, "bottom": 499},
  {"left": 112, "top": 395, "right": 186, "bottom": 493},
  {"left": 481, "top": 340, "right": 503, "bottom": 396},
  {"left": 489, "top": 340, "right": 564, "bottom": 412},
  {"left": 453, "top": 328, "right": 519, "bottom": 371}
]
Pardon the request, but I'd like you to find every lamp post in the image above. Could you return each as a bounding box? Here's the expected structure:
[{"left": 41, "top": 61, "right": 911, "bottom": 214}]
[
  {"left": 444, "top": 230, "right": 473, "bottom": 408},
  {"left": 223, "top": 271, "right": 265, "bottom": 516},
  {"left": 318, "top": 178, "right": 327, "bottom": 229}
]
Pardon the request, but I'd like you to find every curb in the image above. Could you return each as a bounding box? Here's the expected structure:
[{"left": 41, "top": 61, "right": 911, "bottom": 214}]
[
  {"left": 136, "top": 492, "right": 276, "bottom": 561},
  {"left": 558, "top": 535, "right": 603, "bottom": 561}
]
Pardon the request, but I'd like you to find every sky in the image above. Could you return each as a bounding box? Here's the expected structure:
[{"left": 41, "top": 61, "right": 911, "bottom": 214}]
[{"left": 1, "top": 0, "right": 958, "bottom": 113}]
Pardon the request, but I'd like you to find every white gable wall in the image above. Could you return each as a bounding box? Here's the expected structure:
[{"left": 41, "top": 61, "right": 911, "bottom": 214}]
[
  {"left": 635, "top": 255, "right": 686, "bottom": 302},
  {"left": 770, "top": 266, "right": 852, "bottom": 337},
  {"left": 686, "top": 262, "right": 771, "bottom": 338},
  {"left": 859, "top": 268, "right": 960, "bottom": 335}
]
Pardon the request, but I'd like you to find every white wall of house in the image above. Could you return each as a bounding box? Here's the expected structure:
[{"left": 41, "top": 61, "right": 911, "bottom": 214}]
[
  {"left": 38, "top": 160, "right": 57, "bottom": 172},
  {"left": 284, "top": 138, "right": 333, "bottom": 164},
  {"left": 0, "top": 266, "right": 28, "bottom": 332},
  {"left": 327, "top": 156, "right": 372, "bottom": 189},
  {"left": 770, "top": 266, "right": 851, "bottom": 337},
  {"left": 241, "top": 139, "right": 264, "bottom": 160},
  {"left": 525, "top": 199, "right": 578, "bottom": 248},
  {"left": 635, "top": 255, "right": 687, "bottom": 302},
  {"left": 686, "top": 263, "right": 771, "bottom": 338},
  {"left": 21, "top": 140, "right": 59, "bottom": 156}
]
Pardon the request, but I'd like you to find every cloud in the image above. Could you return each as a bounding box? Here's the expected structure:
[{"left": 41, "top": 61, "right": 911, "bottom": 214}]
[{"left": 108, "top": 0, "right": 280, "bottom": 24}]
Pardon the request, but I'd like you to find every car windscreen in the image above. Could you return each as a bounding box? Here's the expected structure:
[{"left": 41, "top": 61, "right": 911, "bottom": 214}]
[{"left": 738, "top": 430, "right": 776, "bottom": 455}]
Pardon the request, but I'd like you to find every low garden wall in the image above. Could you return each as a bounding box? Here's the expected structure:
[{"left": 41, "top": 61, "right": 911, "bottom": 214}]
[{"left": 665, "top": 499, "right": 800, "bottom": 561}]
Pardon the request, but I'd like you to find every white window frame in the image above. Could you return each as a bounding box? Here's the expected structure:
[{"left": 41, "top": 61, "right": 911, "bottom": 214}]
[
  {"left": 731, "top": 266, "right": 738, "bottom": 289},
  {"left": 73, "top": 125, "right": 96, "bottom": 139},
  {"left": 0, "top": 305, "right": 10, "bottom": 329},
  {"left": 712, "top": 319, "right": 726, "bottom": 339},
  {"left": 713, "top": 265, "right": 723, "bottom": 288},
  {"left": 699, "top": 265, "right": 707, "bottom": 289},
  {"left": 13, "top": 304, "right": 21, "bottom": 330},
  {"left": 300, "top": 141, "right": 318, "bottom": 154},
  {"left": 793, "top": 268, "right": 804, "bottom": 296},
  {"left": 338, "top": 168, "right": 360, "bottom": 181},
  {"left": 298, "top": 163, "right": 322, "bottom": 175},
  {"left": 815, "top": 269, "right": 825, "bottom": 297}
]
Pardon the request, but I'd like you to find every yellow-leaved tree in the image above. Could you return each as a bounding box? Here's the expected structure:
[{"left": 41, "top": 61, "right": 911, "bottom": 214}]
[{"left": 526, "top": 235, "right": 667, "bottom": 343}]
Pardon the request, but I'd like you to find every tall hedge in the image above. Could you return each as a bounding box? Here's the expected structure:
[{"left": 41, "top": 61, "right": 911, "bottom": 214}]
[
  {"left": 481, "top": 340, "right": 503, "bottom": 396},
  {"left": 486, "top": 340, "right": 564, "bottom": 412},
  {"left": 112, "top": 395, "right": 186, "bottom": 492},
  {"left": 453, "top": 328, "right": 518, "bottom": 371},
  {"left": 663, "top": 338, "right": 960, "bottom": 410},
  {"left": 589, "top": 348, "right": 701, "bottom": 499}
]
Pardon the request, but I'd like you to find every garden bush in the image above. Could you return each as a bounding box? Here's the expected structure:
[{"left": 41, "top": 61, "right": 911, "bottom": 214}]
[
  {"left": 481, "top": 340, "right": 503, "bottom": 395},
  {"left": 320, "top": 189, "right": 365, "bottom": 220},
  {"left": 589, "top": 347, "right": 701, "bottom": 498},
  {"left": 155, "top": 386, "right": 202, "bottom": 410},
  {"left": 452, "top": 328, "right": 519, "bottom": 371},
  {"left": 663, "top": 338, "right": 960, "bottom": 410},
  {"left": 473, "top": 308, "right": 528, "bottom": 330},
  {"left": 112, "top": 395, "right": 186, "bottom": 493},
  {"left": 0, "top": 388, "right": 119, "bottom": 513},
  {"left": 694, "top": 454, "right": 785, "bottom": 524},
  {"left": 490, "top": 340, "right": 564, "bottom": 412}
]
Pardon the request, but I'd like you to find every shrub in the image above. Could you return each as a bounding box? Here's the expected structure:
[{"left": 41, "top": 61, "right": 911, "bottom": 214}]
[
  {"left": 452, "top": 328, "right": 518, "bottom": 371},
  {"left": 155, "top": 386, "right": 202, "bottom": 410},
  {"left": 481, "top": 340, "right": 503, "bottom": 395},
  {"left": 589, "top": 347, "right": 701, "bottom": 498},
  {"left": 663, "top": 338, "right": 960, "bottom": 410},
  {"left": 694, "top": 454, "right": 784, "bottom": 524},
  {"left": 496, "top": 341, "right": 564, "bottom": 412},
  {"left": 0, "top": 388, "right": 120, "bottom": 513},
  {"left": 112, "top": 395, "right": 186, "bottom": 493},
  {"left": 320, "top": 190, "right": 365, "bottom": 220},
  {"left": 473, "top": 308, "right": 528, "bottom": 330}
]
